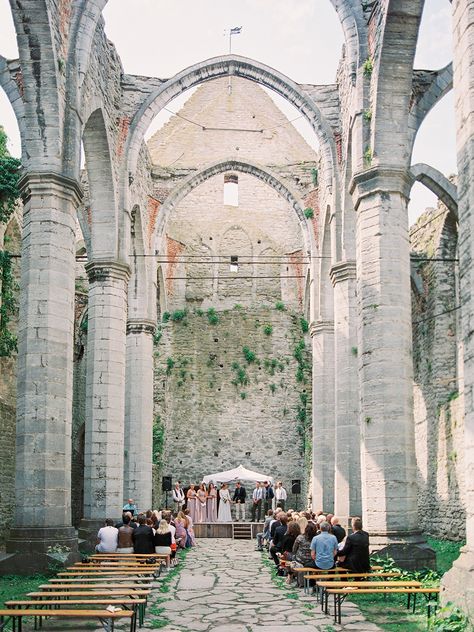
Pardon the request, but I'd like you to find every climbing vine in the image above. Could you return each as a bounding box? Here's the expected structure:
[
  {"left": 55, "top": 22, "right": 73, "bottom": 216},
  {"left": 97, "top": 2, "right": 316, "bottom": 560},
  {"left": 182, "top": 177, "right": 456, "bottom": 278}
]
[{"left": 0, "top": 128, "right": 21, "bottom": 357}]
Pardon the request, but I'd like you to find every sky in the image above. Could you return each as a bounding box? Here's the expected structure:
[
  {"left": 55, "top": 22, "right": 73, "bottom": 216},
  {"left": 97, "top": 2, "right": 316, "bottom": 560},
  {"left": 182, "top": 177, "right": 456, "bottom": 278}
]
[{"left": 0, "top": 0, "right": 454, "bottom": 224}]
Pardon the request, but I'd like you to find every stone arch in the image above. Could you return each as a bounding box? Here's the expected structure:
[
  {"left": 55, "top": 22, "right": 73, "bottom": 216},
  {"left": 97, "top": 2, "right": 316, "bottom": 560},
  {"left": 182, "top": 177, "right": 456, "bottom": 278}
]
[
  {"left": 7, "top": 1, "right": 61, "bottom": 170},
  {"left": 409, "top": 64, "right": 453, "bottom": 139},
  {"left": 371, "top": 0, "right": 425, "bottom": 166},
  {"left": 68, "top": 1, "right": 108, "bottom": 84},
  {"left": 328, "top": 0, "right": 366, "bottom": 81},
  {"left": 82, "top": 107, "right": 118, "bottom": 259},
  {"left": 154, "top": 159, "right": 315, "bottom": 257},
  {"left": 0, "top": 56, "right": 26, "bottom": 161},
  {"left": 125, "top": 55, "right": 337, "bottom": 193},
  {"left": 409, "top": 163, "right": 458, "bottom": 219}
]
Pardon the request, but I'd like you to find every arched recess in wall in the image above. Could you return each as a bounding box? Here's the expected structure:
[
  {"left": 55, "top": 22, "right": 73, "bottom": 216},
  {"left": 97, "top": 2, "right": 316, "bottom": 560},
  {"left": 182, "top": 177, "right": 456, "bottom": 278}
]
[
  {"left": 217, "top": 226, "right": 253, "bottom": 302},
  {"left": 154, "top": 159, "right": 315, "bottom": 257},
  {"left": 128, "top": 204, "right": 151, "bottom": 320},
  {"left": 82, "top": 107, "right": 118, "bottom": 260},
  {"left": 124, "top": 55, "right": 338, "bottom": 202},
  {"left": 318, "top": 208, "right": 334, "bottom": 322},
  {"left": 0, "top": 57, "right": 24, "bottom": 161}
]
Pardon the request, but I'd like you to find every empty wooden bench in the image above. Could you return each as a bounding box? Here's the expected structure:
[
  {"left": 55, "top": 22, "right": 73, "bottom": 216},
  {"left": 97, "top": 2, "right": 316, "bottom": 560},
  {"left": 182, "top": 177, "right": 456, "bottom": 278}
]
[
  {"left": 5, "top": 599, "right": 147, "bottom": 631},
  {"left": 325, "top": 586, "right": 441, "bottom": 624},
  {"left": 302, "top": 571, "right": 403, "bottom": 596},
  {"left": 0, "top": 608, "right": 134, "bottom": 632}
]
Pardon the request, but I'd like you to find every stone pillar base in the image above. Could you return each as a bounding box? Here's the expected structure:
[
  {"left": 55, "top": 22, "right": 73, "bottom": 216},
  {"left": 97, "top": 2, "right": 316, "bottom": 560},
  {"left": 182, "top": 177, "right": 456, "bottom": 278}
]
[
  {"left": 78, "top": 518, "right": 108, "bottom": 553},
  {"left": 0, "top": 527, "right": 79, "bottom": 575},
  {"left": 370, "top": 533, "right": 436, "bottom": 570},
  {"left": 441, "top": 545, "right": 474, "bottom": 619}
]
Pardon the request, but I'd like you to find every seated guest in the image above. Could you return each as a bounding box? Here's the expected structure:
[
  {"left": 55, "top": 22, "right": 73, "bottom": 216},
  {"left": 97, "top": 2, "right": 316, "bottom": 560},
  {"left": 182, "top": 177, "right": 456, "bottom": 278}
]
[
  {"left": 337, "top": 517, "right": 370, "bottom": 572},
  {"left": 281, "top": 521, "right": 301, "bottom": 559},
  {"left": 123, "top": 498, "right": 138, "bottom": 517},
  {"left": 96, "top": 518, "right": 118, "bottom": 553},
  {"left": 256, "top": 510, "right": 274, "bottom": 551},
  {"left": 270, "top": 513, "right": 288, "bottom": 566},
  {"left": 270, "top": 510, "right": 283, "bottom": 541},
  {"left": 331, "top": 516, "right": 346, "bottom": 543},
  {"left": 154, "top": 519, "right": 172, "bottom": 561},
  {"left": 132, "top": 513, "right": 155, "bottom": 554},
  {"left": 116, "top": 514, "right": 134, "bottom": 553},
  {"left": 310, "top": 521, "right": 338, "bottom": 569},
  {"left": 174, "top": 516, "right": 187, "bottom": 549},
  {"left": 288, "top": 522, "right": 318, "bottom": 585}
]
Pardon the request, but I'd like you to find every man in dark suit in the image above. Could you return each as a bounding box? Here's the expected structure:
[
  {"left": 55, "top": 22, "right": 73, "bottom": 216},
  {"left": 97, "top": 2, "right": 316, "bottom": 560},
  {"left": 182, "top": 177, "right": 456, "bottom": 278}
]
[
  {"left": 132, "top": 513, "right": 155, "bottom": 554},
  {"left": 262, "top": 481, "right": 274, "bottom": 518},
  {"left": 331, "top": 516, "right": 346, "bottom": 543},
  {"left": 232, "top": 481, "right": 247, "bottom": 521},
  {"left": 270, "top": 513, "right": 288, "bottom": 566},
  {"left": 337, "top": 517, "right": 370, "bottom": 572}
]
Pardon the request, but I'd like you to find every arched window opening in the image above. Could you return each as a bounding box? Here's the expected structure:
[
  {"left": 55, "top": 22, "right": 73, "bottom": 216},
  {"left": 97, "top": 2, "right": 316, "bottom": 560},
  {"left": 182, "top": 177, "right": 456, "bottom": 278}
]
[{"left": 223, "top": 173, "right": 239, "bottom": 207}]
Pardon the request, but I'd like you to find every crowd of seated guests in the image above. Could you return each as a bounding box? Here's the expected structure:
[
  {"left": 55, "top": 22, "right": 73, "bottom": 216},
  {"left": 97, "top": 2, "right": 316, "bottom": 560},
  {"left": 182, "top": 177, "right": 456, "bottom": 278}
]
[
  {"left": 256, "top": 509, "right": 370, "bottom": 586},
  {"left": 95, "top": 507, "right": 197, "bottom": 565}
]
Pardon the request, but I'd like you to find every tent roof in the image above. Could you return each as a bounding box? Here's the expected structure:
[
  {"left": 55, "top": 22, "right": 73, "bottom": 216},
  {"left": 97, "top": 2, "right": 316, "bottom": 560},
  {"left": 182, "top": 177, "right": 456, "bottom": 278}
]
[{"left": 202, "top": 464, "right": 273, "bottom": 484}]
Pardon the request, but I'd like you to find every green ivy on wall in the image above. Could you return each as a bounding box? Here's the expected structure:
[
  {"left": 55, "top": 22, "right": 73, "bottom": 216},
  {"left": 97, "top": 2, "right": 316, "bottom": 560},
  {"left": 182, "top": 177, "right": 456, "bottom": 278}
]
[{"left": 0, "top": 128, "right": 21, "bottom": 357}]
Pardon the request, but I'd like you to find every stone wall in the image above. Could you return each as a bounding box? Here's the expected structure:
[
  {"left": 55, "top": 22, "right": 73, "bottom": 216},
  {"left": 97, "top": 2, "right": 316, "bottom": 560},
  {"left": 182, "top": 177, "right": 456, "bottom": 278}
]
[
  {"left": 153, "top": 307, "right": 312, "bottom": 508},
  {"left": 411, "top": 203, "right": 465, "bottom": 540}
]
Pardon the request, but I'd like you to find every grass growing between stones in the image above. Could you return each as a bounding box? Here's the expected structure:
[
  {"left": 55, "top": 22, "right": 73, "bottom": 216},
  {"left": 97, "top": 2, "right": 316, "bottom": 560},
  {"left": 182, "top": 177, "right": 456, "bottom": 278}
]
[{"left": 148, "top": 547, "right": 193, "bottom": 628}]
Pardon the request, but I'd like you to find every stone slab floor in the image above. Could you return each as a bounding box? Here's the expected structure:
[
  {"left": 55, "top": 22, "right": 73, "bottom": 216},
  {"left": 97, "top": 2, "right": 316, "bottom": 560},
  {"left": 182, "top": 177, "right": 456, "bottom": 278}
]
[{"left": 17, "top": 539, "right": 382, "bottom": 632}]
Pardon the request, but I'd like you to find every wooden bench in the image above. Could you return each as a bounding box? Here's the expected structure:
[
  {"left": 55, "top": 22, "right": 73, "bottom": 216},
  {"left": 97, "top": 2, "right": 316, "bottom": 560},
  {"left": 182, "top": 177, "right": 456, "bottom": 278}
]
[
  {"left": 316, "top": 580, "right": 422, "bottom": 616},
  {"left": 49, "top": 576, "right": 152, "bottom": 583},
  {"left": 302, "top": 571, "right": 403, "bottom": 596},
  {"left": 38, "top": 583, "right": 152, "bottom": 591},
  {"left": 325, "top": 586, "right": 441, "bottom": 624},
  {"left": 5, "top": 599, "right": 147, "bottom": 631},
  {"left": 27, "top": 590, "right": 151, "bottom": 600},
  {"left": 60, "top": 567, "right": 160, "bottom": 577},
  {"left": 0, "top": 608, "right": 134, "bottom": 632}
]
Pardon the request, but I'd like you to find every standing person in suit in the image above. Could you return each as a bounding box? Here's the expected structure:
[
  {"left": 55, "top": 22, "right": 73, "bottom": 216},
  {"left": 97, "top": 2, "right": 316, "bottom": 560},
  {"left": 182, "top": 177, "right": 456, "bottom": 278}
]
[
  {"left": 132, "top": 513, "right": 155, "bottom": 554},
  {"left": 232, "top": 481, "right": 247, "bottom": 521},
  {"left": 275, "top": 481, "right": 287, "bottom": 510},
  {"left": 262, "top": 481, "right": 274, "bottom": 517},
  {"left": 172, "top": 482, "right": 185, "bottom": 514},
  {"left": 251, "top": 481, "right": 263, "bottom": 522}
]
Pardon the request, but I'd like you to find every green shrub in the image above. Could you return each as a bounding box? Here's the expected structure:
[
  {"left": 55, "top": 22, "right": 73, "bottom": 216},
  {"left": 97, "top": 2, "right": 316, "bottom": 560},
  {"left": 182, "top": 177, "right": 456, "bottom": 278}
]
[
  {"left": 263, "top": 324, "right": 273, "bottom": 336},
  {"left": 207, "top": 307, "right": 219, "bottom": 325},
  {"left": 275, "top": 301, "right": 286, "bottom": 311},
  {"left": 242, "top": 346, "right": 256, "bottom": 364},
  {"left": 162, "top": 312, "right": 170, "bottom": 322},
  {"left": 171, "top": 309, "right": 187, "bottom": 322},
  {"left": 300, "top": 318, "right": 309, "bottom": 333},
  {"left": 304, "top": 207, "right": 314, "bottom": 219}
]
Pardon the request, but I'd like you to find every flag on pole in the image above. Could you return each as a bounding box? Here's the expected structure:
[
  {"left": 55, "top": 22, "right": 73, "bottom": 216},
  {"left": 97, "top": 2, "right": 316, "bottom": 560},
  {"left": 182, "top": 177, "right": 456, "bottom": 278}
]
[{"left": 230, "top": 26, "right": 242, "bottom": 35}]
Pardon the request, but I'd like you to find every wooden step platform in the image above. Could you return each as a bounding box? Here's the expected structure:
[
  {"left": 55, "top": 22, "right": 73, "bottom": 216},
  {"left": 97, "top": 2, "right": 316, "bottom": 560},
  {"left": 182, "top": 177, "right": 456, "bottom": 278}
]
[{"left": 193, "top": 522, "right": 263, "bottom": 539}]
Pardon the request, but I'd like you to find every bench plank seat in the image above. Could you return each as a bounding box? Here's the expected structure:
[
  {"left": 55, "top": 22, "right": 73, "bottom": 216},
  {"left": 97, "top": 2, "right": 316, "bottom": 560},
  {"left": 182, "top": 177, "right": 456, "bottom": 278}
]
[
  {"left": 39, "top": 583, "right": 152, "bottom": 590},
  {"left": 0, "top": 609, "right": 134, "bottom": 632}
]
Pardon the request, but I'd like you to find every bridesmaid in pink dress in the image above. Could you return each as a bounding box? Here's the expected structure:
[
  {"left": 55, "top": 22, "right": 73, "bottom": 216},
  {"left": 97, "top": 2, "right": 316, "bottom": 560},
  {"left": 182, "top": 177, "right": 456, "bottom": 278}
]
[
  {"left": 207, "top": 483, "right": 218, "bottom": 522},
  {"left": 196, "top": 483, "right": 208, "bottom": 523},
  {"left": 186, "top": 484, "right": 197, "bottom": 522}
]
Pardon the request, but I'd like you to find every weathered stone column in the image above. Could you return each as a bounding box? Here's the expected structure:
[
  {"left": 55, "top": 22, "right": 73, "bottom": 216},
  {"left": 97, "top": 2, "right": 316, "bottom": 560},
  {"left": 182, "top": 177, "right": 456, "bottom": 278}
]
[
  {"left": 310, "top": 320, "right": 335, "bottom": 512},
  {"left": 3, "top": 172, "right": 81, "bottom": 573},
  {"left": 81, "top": 260, "right": 130, "bottom": 539},
  {"left": 330, "top": 260, "right": 361, "bottom": 520},
  {"left": 350, "top": 167, "right": 434, "bottom": 568},
  {"left": 442, "top": 0, "right": 474, "bottom": 615},
  {"left": 124, "top": 319, "right": 155, "bottom": 513}
]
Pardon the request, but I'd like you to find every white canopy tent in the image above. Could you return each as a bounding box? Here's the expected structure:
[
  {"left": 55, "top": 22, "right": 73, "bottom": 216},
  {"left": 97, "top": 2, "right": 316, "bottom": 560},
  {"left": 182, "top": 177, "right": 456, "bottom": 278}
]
[{"left": 202, "top": 464, "right": 273, "bottom": 485}]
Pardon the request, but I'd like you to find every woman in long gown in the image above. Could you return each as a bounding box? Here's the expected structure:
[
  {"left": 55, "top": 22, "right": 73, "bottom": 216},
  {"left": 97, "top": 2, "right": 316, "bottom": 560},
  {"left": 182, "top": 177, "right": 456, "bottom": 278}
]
[
  {"left": 217, "top": 483, "right": 232, "bottom": 523},
  {"left": 207, "top": 483, "right": 218, "bottom": 523},
  {"left": 196, "top": 483, "right": 208, "bottom": 523},
  {"left": 186, "top": 484, "right": 197, "bottom": 522}
]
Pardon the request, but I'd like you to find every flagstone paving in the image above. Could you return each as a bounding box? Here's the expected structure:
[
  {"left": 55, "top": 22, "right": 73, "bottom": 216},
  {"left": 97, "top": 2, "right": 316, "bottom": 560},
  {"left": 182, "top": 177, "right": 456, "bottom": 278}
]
[{"left": 143, "top": 539, "right": 382, "bottom": 632}]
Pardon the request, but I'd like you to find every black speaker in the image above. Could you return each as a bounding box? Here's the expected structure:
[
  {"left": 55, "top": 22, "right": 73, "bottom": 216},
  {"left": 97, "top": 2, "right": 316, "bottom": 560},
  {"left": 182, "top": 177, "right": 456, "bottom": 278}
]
[
  {"left": 162, "top": 476, "right": 172, "bottom": 492},
  {"left": 291, "top": 479, "right": 301, "bottom": 494}
]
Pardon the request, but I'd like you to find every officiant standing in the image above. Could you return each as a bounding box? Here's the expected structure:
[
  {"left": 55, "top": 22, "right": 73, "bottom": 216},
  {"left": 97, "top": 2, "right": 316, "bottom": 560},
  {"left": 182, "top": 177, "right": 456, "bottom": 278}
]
[{"left": 232, "top": 481, "right": 247, "bottom": 521}]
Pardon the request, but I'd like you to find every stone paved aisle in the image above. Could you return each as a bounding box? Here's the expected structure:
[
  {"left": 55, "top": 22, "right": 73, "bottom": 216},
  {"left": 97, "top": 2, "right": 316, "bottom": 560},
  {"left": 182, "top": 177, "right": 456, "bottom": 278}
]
[{"left": 145, "top": 539, "right": 382, "bottom": 632}]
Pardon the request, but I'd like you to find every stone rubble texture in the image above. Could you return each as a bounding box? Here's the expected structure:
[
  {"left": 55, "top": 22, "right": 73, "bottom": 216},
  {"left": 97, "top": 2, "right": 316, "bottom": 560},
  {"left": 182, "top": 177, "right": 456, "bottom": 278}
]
[{"left": 0, "top": 0, "right": 472, "bottom": 619}]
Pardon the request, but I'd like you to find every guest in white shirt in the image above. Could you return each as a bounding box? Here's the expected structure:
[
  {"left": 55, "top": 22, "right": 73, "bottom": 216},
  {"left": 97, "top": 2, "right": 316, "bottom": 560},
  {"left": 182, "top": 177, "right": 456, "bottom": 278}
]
[
  {"left": 275, "top": 481, "right": 288, "bottom": 511},
  {"left": 251, "top": 481, "right": 263, "bottom": 522},
  {"left": 96, "top": 518, "right": 118, "bottom": 552}
]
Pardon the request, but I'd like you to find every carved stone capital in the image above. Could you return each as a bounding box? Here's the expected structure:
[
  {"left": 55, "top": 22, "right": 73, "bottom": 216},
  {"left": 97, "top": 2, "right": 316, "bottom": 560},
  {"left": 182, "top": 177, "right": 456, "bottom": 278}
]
[
  {"left": 310, "top": 320, "right": 334, "bottom": 337},
  {"left": 349, "top": 166, "right": 412, "bottom": 211},
  {"left": 330, "top": 260, "right": 356, "bottom": 286},
  {"left": 126, "top": 319, "right": 156, "bottom": 335},
  {"left": 18, "top": 171, "right": 83, "bottom": 207},
  {"left": 85, "top": 260, "right": 130, "bottom": 284}
]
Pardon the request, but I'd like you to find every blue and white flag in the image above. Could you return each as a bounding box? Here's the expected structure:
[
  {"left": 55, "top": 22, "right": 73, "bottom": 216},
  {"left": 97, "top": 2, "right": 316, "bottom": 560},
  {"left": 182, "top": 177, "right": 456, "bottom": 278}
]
[{"left": 230, "top": 26, "right": 242, "bottom": 35}]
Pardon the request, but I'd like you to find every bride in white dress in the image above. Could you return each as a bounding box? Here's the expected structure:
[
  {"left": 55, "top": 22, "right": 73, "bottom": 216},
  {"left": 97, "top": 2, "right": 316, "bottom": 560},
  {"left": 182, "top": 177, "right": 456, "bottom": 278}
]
[{"left": 217, "top": 483, "right": 232, "bottom": 522}]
